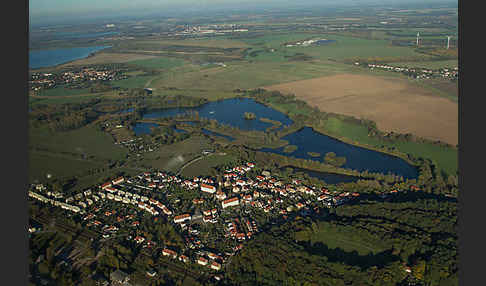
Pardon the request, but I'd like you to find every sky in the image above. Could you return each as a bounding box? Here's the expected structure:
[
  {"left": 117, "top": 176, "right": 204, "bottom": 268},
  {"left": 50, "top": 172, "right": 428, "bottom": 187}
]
[{"left": 29, "top": 0, "right": 456, "bottom": 26}]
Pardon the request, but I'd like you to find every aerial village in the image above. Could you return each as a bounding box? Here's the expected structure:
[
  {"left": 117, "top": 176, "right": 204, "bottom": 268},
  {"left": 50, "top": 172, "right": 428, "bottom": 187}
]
[
  {"left": 358, "top": 62, "right": 458, "bottom": 80},
  {"left": 28, "top": 162, "right": 413, "bottom": 275},
  {"left": 29, "top": 66, "right": 129, "bottom": 92}
]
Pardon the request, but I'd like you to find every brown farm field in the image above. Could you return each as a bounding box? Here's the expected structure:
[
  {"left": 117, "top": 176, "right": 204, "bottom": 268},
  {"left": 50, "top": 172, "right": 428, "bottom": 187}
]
[{"left": 265, "top": 74, "right": 458, "bottom": 145}]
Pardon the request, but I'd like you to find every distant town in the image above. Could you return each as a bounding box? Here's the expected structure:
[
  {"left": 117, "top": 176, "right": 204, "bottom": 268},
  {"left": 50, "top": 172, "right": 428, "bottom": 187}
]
[{"left": 29, "top": 66, "right": 129, "bottom": 92}]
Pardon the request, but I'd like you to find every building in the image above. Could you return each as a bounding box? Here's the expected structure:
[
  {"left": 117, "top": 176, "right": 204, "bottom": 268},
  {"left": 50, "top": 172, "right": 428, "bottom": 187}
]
[
  {"left": 222, "top": 197, "right": 239, "bottom": 209},
  {"left": 198, "top": 257, "right": 208, "bottom": 266},
  {"left": 112, "top": 177, "right": 125, "bottom": 185},
  {"left": 162, "top": 248, "right": 177, "bottom": 259},
  {"left": 216, "top": 191, "right": 227, "bottom": 200},
  {"left": 211, "top": 261, "right": 222, "bottom": 271},
  {"left": 100, "top": 182, "right": 112, "bottom": 190},
  {"left": 174, "top": 214, "right": 192, "bottom": 224},
  {"left": 200, "top": 183, "right": 216, "bottom": 194}
]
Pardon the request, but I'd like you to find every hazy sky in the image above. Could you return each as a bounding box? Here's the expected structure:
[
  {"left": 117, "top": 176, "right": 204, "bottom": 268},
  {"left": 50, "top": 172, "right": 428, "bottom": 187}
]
[{"left": 29, "top": 0, "right": 455, "bottom": 25}]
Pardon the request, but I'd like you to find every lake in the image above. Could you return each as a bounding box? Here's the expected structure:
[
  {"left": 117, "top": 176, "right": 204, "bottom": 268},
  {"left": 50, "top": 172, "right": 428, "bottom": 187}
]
[
  {"left": 142, "top": 98, "right": 293, "bottom": 131},
  {"left": 261, "top": 127, "right": 418, "bottom": 179},
  {"left": 141, "top": 98, "right": 417, "bottom": 178},
  {"left": 29, "top": 46, "right": 111, "bottom": 69},
  {"left": 315, "top": 39, "right": 336, "bottom": 45},
  {"left": 282, "top": 166, "right": 362, "bottom": 184}
]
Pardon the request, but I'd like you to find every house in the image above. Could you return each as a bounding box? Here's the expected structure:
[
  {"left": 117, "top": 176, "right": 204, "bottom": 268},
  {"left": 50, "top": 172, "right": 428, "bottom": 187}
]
[
  {"left": 105, "top": 186, "right": 117, "bottom": 193},
  {"left": 197, "top": 257, "right": 208, "bottom": 266},
  {"left": 216, "top": 191, "right": 227, "bottom": 200},
  {"left": 243, "top": 194, "right": 252, "bottom": 202},
  {"left": 222, "top": 197, "right": 239, "bottom": 209},
  {"left": 203, "top": 210, "right": 212, "bottom": 216},
  {"left": 112, "top": 177, "right": 125, "bottom": 185},
  {"left": 162, "top": 248, "right": 177, "bottom": 259},
  {"left": 179, "top": 255, "right": 189, "bottom": 263},
  {"left": 201, "top": 183, "right": 216, "bottom": 194},
  {"left": 100, "top": 182, "right": 112, "bottom": 190},
  {"left": 211, "top": 261, "right": 222, "bottom": 271},
  {"left": 174, "top": 214, "right": 192, "bottom": 224}
]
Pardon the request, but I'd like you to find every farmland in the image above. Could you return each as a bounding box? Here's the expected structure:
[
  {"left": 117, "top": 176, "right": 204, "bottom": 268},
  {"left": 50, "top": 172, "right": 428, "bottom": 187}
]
[{"left": 265, "top": 73, "right": 458, "bottom": 146}]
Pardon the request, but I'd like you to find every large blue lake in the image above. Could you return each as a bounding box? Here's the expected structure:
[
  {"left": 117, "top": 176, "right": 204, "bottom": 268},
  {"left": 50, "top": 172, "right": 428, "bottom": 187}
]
[
  {"left": 141, "top": 98, "right": 417, "bottom": 179},
  {"left": 142, "top": 98, "right": 293, "bottom": 131},
  {"left": 261, "top": 127, "right": 418, "bottom": 179},
  {"left": 29, "top": 46, "right": 111, "bottom": 69}
]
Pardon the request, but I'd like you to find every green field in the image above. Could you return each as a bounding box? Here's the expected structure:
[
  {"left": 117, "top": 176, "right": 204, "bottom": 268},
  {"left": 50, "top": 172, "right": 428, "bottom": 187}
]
[
  {"left": 29, "top": 94, "right": 102, "bottom": 106},
  {"left": 180, "top": 154, "right": 236, "bottom": 178},
  {"left": 243, "top": 33, "right": 425, "bottom": 61},
  {"left": 29, "top": 125, "right": 127, "bottom": 161},
  {"left": 126, "top": 56, "right": 186, "bottom": 70},
  {"left": 134, "top": 135, "right": 213, "bottom": 173},
  {"left": 29, "top": 151, "right": 104, "bottom": 182},
  {"left": 109, "top": 75, "right": 156, "bottom": 89},
  {"left": 37, "top": 86, "right": 92, "bottom": 97},
  {"left": 295, "top": 221, "right": 389, "bottom": 255},
  {"left": 322, "top": 117, "right": 457, "bottom": 175}
]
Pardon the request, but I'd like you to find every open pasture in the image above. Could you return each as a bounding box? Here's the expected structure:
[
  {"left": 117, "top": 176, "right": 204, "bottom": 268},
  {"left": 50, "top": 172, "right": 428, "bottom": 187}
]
[
  {"left": 57, "top": 52, "right": 158, "bottom": 67},
  {"left": 265, "top": 73, "right": 458, "bottom": 146}
]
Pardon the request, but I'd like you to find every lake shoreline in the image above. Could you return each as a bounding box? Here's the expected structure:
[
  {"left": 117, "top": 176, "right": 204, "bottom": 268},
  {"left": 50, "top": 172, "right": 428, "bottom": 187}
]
[{"left": 29, "top": 46, "right": 112, "bottom": 70}]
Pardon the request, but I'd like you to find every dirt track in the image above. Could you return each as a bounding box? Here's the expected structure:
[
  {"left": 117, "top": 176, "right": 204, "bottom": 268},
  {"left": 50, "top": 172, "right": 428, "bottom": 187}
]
[{"left": 265, "top": 74, "right": 458, "bottom": 145}]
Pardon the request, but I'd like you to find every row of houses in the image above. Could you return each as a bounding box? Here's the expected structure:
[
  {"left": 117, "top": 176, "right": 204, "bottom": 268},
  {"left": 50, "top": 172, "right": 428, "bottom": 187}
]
[
  {"left": 29, "top": 191, "right": 81, "bottom": 213},
  {"left": 362, "top": 62, "right": 458, "bottom": 80}
]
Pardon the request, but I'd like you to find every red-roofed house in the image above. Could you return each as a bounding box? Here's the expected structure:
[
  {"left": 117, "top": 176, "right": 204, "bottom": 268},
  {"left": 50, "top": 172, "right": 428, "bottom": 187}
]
[
  {"left": 112, "top": 177, "right": 124, "bottom": 185},
  {"left": 162, "top": 248, "right": 177, "bottom": 259},
  {"left": 197, "top": 257, "right": 208, "bottom": 266},
  {"left": 174, "top": 214, "right": 192, "bottom": 224},
  {"left": 222, "top": 197, "right": 239, "bottom": 209},
  {"left": 201, "top": 183, "right": 216, "bottom": 194},
  {"left": 211, "top": 261, "right": 221, "bottom": 271}
]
